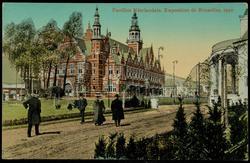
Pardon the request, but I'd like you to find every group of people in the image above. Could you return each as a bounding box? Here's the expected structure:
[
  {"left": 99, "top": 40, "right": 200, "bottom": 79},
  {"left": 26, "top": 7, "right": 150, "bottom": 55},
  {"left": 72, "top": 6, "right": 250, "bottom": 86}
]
[{"left": 23, "top": 92, "right": 125, "bottom": 137}]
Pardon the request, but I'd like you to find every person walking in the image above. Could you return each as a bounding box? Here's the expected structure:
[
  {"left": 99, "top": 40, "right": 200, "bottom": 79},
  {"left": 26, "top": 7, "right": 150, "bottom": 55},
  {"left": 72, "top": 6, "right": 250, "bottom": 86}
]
[
  {"left": 93, "top": 93, "right": 106, "bottom": 126},
  {"left": 111, "top": 94, "right": 124, "bottom": 127},
  {"left": 23, "top": 92, "right": 41, "bottom": 137},
  {"left": 74, "top": 93, "right": 88, "bottom": 124}
]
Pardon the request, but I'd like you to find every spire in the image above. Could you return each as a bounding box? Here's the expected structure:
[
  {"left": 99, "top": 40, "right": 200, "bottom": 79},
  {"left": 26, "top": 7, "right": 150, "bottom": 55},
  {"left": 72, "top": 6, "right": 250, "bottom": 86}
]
[
  {"left": 93, "top": 7, "right": 100, "bottom": 26},
  {"left": 95, "top": 6, "right": 99, "bottom": 17},
  {"left": 150, "top": 44, "right": 153, "bottom": 55},
  {"left": 92, "top": 7, "right": 101, "bottom": 39},
  {"left": 130, "top": 11, "right": 140, "bottom": 32}
]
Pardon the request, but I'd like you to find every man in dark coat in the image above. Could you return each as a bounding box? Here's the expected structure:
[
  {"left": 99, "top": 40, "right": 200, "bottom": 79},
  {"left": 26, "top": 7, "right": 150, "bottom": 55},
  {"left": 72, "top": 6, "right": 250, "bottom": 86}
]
[
  {"left": 93, "top": 93, "right": 106, "bottom": 126},
  {"left": 74, "top": 93, "right": 88, "bottom": 124},
  {"left": 23, "top": 93, "right": 41, "bottom": 137},
  {"left": 111, "top": 94, "right": 124, "bottom": 127}
]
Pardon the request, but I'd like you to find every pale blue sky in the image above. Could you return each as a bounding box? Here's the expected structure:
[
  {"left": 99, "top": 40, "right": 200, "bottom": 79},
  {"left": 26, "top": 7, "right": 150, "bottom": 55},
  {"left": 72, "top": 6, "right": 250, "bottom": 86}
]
[{"left": 2, "top": 3, "right": 247, "bottom": 77}]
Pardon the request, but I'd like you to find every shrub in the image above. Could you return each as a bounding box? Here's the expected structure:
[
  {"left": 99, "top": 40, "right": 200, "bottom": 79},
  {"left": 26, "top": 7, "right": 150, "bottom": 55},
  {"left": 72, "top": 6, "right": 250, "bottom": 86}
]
[
  {"left": 227, "top": 101, "right": 248, "bottom": 160},
  {"left": 106, "top": 133, "right": 117, "bottom": 159},
  {"left": 116, "top": 133, "right": 126, "bottom": 159},
  {"left": 126, "top": 135, "right": 137, "bottom": 159},
  {"left": 135, "top": 137, "right": 149, "bottom": 160},
  {"left": 94, "top": 135, "right": 107, "bottom": 159},
  {"left": 188, "top": 101, "right": 207, "bottom": 160},
  {"left": 147, "top": 134, "right": 160, "bottom": 160},
  {"left": 171, "top": 103, "right": 189, "bottom": 160},
  {"left": 204, "top": 102, "right": 228, "bottom": 160}
]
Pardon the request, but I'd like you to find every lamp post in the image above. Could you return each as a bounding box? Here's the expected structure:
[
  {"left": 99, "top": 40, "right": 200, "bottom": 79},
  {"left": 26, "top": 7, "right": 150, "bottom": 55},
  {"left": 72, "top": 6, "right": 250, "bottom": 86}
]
[{"left": 172, "top": 60, "right": 178, "bottom": 104}]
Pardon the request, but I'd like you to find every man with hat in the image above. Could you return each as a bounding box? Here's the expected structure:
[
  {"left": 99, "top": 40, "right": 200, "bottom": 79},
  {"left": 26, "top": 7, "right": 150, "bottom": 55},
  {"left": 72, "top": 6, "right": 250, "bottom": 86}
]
[
  {"left": 111, "top": 94, "right": 124, "bottom": 127},
  {"left": 93, "top": 92, "right": 106, "bottom": 125},
  {"left": 23, "top": 91, "right": 41, "bottom": 137},
  {"left": 74, "top": 93, "right": 88, "bottom": 124}
]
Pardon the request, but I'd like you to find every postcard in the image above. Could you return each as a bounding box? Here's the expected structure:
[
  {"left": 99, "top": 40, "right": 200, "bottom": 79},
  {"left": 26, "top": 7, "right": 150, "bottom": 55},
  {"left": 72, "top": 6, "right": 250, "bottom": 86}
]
[{"left": 2, "top": 2, "right": 248, "bottom": 160}]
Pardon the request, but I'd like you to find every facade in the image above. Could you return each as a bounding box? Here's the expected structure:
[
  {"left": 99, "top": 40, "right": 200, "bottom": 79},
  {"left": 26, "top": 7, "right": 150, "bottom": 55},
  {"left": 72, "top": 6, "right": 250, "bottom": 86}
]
[
  {"left": 48, "top": 7, "right": 165, "bottom": 97},
  {"left": 209, "top": 9, "right": 248, "bottom": 109}
]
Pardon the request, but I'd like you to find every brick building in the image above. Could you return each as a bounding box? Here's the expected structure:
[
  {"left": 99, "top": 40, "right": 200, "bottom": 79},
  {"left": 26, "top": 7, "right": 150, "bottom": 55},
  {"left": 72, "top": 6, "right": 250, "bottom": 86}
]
[{"left": 48, "top": 7, "right": 165, "bottom": 97}]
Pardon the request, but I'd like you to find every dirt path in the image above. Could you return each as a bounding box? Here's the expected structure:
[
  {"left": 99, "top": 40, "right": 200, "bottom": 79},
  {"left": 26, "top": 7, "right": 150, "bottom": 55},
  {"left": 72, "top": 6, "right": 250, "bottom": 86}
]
[{"left": 2, "top": 104, "right": 208, "bottom": 159}]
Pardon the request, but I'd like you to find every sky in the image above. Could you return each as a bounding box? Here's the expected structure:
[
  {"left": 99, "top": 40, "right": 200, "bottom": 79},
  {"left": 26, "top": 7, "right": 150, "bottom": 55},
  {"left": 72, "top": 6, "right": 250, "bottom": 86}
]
[{"left": 2, "top": 3, "right": 248, "bottom": 78}]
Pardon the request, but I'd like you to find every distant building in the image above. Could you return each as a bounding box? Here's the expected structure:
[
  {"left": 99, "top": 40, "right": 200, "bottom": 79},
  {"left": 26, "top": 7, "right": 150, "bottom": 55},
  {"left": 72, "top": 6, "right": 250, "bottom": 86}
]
[
  {"left": 2, "top": 54, "right": 25, "bottom": 101},
  {"left": 163, "top": 73, "right": 197, "bottom": 97},
  {"left": 48, "top": 7, "right": 165, "bottom": 97}
]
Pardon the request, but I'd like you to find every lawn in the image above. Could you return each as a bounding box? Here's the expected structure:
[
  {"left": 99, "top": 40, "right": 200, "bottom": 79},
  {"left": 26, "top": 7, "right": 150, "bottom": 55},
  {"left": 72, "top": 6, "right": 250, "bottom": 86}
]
[
  {"left": 158, "top": 97, "right": 208, "bottom": 105},
  {"left": 2, "top": 96, "right": 208, "bottom": 122},
  {"left": 2, "top": 98, "right": 114, "bottom": 122}
]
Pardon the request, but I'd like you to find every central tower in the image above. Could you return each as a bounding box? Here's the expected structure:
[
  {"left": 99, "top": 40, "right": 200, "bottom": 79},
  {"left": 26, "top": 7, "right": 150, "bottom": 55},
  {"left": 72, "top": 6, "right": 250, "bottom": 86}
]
[
  {"left": 90, "top": 7, "right": 106, "bottom": 95},
  {"left": 127, "top": 12, "right": 143, "bottom": 55}
]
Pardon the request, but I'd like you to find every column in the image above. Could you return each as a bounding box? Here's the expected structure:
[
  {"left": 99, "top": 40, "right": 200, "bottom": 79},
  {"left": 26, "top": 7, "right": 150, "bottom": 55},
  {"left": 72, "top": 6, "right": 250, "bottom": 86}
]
[
  {"left": 220, "top": 59, "right": 225, "bottom": 125},
  {"left": 209, "top": 61, "right": 217, "bottom": 100},
  {"left": 218, "top": 59, "right": 223, "bottom": 97},
  {"left": 224, "top": 62, "right": 228, "bottom": 127},
  {"left": 231, "top": 64, "right": 236, "bottom": 94}
]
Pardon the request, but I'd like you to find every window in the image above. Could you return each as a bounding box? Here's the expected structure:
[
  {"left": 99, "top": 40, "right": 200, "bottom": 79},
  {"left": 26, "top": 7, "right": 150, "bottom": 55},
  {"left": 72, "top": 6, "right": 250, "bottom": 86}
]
[
  {"left": 117, "top": 70, "right": 119, "bottom": 74},
  {"left": 93, "top": 86, "right": 95, "bottom": 89},
  {"left": 62, "top": 64, "right": 66, "bottom": 74},
  {"left": 78, "top": 63, "right": 83, "bottom": 74},
  {"left": 70, "top": 64, "right": 74, "bottom": 74},
  {"left": 109, "top": 66, "right": 113, "bottom": 75},
  {"left": 93, "top": 69, "right": 95, "bottom": 74}
]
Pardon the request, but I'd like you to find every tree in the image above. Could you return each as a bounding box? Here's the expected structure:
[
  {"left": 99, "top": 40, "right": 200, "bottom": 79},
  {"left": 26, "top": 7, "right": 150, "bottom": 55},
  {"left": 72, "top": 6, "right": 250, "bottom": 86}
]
[
  {"left": 188, "top": 101, "right": 207, "bottom": 160},
  {"left": 38, "top": 19, "right": 63, "bottom": 89},
  {"left": 204, "top": 103, "right": 228, "bottom": 160},
  {"left": 171, "top": 103, "right": 189, "bottom": 160},
  {"left": 61, "top": 12, "right": 83, "bottom": 94},
  {"left": 3, "top": 18, "right": 38, "bottom": 94}
]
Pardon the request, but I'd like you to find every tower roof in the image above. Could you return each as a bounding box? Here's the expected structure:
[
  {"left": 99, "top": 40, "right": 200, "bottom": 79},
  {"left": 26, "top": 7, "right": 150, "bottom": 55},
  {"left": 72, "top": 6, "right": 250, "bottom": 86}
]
[
  {"left": 94, "top": 7, "right": 100, "bottom": 17},
  {"left": 93, "top": 7, "right": 101, "bottom": 26},
  {"left": 130, "top": 11, "right": 140, "bottom": 31}
]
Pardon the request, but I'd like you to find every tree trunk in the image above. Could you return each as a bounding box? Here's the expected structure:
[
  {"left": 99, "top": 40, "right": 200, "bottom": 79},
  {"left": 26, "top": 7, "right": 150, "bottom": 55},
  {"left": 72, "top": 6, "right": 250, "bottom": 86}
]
[
  {"left": 63, "top": 56, "right": 70, "bottom": 94},
  {"left": 46, "top": 61, "right": 52, "bottom": 89},
  {"left": 43, "top": 63, "right": 46, "bottom": 89},
  {"left": 53, "top": 65, "right": 58, "bottom": 86}
]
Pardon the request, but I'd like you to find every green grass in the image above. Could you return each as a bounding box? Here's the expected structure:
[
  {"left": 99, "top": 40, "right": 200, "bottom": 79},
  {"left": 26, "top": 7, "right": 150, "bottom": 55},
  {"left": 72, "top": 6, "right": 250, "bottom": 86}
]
[
  {"left": 2, "top": 98, "right": 114, "bottom": 122},
  {"left": 158, "top": 97, "right": 208, "bottom": 105},
  {"left": 2, "top": 97, "right": 208, "bottom": 122}
]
